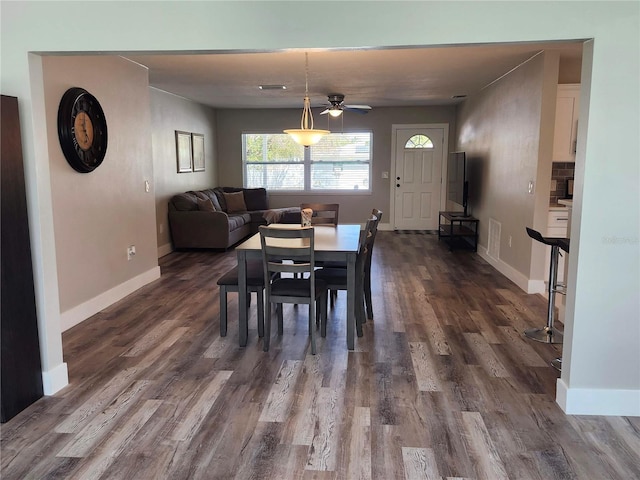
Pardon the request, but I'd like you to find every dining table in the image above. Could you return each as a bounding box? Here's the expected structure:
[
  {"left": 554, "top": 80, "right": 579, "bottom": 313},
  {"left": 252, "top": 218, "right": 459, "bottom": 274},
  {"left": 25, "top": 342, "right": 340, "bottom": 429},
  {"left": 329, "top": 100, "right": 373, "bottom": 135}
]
[{"left": 235, "top": 223, "right": 362, "bottom": 350}]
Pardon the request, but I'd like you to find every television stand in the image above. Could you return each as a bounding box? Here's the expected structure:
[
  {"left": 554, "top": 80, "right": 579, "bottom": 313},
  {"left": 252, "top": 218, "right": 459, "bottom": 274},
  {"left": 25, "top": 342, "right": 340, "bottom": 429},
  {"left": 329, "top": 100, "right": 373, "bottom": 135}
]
[{"left": 438, "top": 211, "right": 479, "bottom": 252}]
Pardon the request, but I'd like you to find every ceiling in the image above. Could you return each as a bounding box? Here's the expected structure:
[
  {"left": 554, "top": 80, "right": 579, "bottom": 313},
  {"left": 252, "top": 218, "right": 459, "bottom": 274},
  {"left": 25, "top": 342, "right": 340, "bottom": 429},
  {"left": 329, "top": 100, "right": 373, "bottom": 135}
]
[{"left": 124, "top": 41, "right": 583, "bottom": 111}]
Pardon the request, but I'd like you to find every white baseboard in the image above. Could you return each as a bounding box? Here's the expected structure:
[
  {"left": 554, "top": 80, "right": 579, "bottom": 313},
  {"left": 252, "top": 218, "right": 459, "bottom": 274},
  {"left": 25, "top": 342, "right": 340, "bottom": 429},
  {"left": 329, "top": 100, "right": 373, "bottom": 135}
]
[
  {"left": 477, "top": 244, "right": 543, "bottom": 294},
  {"left": 158, "top": 242, "right": 173, "bottom": 258},
  {"left": 42, "top": 362, "right": 69, "bottom": 395},
  {"left": 557, "top": 378, "right": 640, "bottom": 416},
  {"left": 60, "top": 266, "right": 161, "bottom": 332}
]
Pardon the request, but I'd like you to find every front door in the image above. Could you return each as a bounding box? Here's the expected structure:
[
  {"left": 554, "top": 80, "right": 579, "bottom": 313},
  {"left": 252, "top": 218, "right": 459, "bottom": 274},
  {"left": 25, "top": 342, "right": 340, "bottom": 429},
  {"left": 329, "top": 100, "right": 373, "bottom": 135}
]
[{"left": 393, "top": 126, "right": 445, "bottom": 230}]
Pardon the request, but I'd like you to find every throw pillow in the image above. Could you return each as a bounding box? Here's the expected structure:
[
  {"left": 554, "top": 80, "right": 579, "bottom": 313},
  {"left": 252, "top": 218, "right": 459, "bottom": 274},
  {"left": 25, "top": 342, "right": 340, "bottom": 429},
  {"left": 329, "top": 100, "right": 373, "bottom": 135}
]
[
  {"left": 243, "top": 188, "right": 269, "bottom": 211},
  {"left": 223, "top": 191, "right": 247, "bottom": 213},
  {"left": 197, "top": 198, "right": 216, "bottom": 212}
]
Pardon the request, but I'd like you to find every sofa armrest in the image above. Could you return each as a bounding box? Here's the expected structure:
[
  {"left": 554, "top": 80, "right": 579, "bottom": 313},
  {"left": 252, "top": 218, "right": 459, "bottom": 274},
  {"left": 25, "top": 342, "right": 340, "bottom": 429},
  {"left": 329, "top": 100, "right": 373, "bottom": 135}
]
[{"left": 169, "top": 210, "right": 232, "bottom": 249}]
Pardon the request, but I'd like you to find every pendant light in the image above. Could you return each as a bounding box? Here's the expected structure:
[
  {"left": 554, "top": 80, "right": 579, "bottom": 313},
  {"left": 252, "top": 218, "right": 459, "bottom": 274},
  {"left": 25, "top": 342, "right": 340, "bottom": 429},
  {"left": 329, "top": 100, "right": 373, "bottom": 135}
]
[{"left": 284, "top": 53, "right": 329, "bottom": 146}]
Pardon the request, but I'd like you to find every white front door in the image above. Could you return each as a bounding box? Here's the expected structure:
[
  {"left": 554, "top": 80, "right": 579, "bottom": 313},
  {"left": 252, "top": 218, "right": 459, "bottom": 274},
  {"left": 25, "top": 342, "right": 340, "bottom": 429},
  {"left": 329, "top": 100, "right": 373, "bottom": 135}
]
[{"left": 393, "top": 126, "right": 445, "bottom": 230}]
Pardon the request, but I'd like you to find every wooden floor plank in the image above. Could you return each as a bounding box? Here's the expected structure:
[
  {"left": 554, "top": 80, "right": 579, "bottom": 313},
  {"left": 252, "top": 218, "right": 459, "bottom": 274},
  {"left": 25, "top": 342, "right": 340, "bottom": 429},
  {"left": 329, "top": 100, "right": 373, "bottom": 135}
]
[{"left": 2, "top": 232, "right": 638, "bottom": 480}]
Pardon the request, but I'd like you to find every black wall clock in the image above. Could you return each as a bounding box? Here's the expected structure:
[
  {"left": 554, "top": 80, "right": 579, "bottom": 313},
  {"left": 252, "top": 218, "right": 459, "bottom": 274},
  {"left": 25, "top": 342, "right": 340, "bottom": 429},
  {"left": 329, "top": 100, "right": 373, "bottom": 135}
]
[{"left": 57, "top": 87, "right": 108, "bottom": 173}]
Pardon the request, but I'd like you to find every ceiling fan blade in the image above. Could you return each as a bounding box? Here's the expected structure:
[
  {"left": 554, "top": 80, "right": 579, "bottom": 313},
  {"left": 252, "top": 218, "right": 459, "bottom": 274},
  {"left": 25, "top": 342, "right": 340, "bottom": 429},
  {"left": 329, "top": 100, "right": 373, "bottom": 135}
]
[
  {"left": 344, "top": 105, "right": 372, "bottom": 114},
  {"left": 319, "top": 108, "right": 330, "bottom": 115}
]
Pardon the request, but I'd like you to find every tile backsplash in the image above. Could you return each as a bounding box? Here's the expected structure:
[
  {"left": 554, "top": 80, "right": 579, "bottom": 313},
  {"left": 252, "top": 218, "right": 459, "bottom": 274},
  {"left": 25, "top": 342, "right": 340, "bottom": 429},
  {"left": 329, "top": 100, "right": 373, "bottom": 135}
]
[{"left": 550, "top": 162, "right": 575, "bottom": 205}]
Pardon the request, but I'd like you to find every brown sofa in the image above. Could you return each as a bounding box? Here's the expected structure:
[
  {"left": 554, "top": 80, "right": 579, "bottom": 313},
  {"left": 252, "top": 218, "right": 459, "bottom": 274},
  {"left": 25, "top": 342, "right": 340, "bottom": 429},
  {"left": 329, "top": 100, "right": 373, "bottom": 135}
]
[{"left": 168, "top": 187, "right": 299, "bottom": 249}]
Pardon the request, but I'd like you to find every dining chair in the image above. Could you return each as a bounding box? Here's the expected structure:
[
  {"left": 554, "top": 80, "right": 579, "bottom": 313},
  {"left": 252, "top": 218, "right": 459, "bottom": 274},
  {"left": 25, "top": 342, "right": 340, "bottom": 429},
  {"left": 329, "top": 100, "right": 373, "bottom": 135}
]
[
  {"left": 364, "top": 209, "right": 383, "bottom": 320},
  {"left": 299, "top": 203, "right": 339, "bottom": 226},
  {"left": 259, "top": 226, "right": 327, "bottom": 354},
  {"left": 217, "top": 260, "right": 266, "bottom": 338},
  {"left": 314, "top": 214, "right": 378, "bottom": 337},
  {"left": 324, "top": 208, "right": 382, "bottom": 321}
]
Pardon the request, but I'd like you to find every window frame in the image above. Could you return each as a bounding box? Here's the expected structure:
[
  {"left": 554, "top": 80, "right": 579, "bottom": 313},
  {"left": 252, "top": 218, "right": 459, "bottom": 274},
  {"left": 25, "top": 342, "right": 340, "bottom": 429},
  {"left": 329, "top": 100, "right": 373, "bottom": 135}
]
[{"left": 242, "top": 130, "right": 373, "bottom": 195}]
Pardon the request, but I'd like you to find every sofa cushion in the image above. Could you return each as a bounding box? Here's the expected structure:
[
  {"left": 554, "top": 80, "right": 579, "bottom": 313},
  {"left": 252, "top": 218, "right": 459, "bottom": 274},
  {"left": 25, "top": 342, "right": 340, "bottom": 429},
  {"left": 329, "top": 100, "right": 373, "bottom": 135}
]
[
  {"left": 170, "top": 192, "right": 199, "bottom": 211},
  {"left": 224, "top": 191, "right": 247, "bottom": 213},
  {"left": 203, "top": 189, "right": 222, "bottom": 211},
  {"left": 197, "top": 198, "right": 217, "bottom": 212},
  {"left": 228, "top": 213, "right": 251, "bottom": 231},
  {"left": 213, "top": 187, "right": 227, "bottom": 212},
  {"left": 242, "top": 188, "right": 269, "bottom": 211}
]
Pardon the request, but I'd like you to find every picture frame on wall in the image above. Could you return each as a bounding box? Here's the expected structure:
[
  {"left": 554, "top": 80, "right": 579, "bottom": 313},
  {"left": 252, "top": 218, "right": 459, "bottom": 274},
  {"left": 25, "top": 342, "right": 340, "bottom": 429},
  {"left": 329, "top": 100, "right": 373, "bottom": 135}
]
[
  {"left": 192, "top": 133, "right": 205, "bottom": 172},
  {"left": 175, "top": 130, "right": 192, "bottom": 173}
]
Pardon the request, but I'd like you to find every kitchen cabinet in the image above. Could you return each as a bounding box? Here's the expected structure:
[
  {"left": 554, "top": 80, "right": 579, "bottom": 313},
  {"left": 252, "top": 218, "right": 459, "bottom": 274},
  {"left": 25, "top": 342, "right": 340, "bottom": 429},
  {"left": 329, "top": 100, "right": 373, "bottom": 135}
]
[
  {"left": 552, "top": 84, "right": 580, "bottom": 162},
  {"left": 546, "top": 208, "right": 569, "bottom": 283}
]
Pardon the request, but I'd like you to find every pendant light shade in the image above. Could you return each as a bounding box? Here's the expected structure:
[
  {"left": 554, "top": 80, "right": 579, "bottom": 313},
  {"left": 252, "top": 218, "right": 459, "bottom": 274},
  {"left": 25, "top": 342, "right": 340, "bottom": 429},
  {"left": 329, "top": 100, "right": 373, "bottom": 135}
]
[{"left": 284, "top": 53, "right": 329, "bottom": 147}]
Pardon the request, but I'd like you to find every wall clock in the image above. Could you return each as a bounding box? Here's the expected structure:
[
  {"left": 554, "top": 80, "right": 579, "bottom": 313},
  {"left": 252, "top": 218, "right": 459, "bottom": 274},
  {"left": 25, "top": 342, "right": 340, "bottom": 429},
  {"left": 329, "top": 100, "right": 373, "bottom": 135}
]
[{"left": 57, "top": 87, "right": 108, "bottom": 173}]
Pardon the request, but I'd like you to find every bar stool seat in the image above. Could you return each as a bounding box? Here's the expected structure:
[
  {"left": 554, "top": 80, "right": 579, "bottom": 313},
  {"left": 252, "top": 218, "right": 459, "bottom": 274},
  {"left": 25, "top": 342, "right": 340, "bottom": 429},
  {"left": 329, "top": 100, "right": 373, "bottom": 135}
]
[{"left": 525, "top": 227, "right": 570, "bottom": 344}]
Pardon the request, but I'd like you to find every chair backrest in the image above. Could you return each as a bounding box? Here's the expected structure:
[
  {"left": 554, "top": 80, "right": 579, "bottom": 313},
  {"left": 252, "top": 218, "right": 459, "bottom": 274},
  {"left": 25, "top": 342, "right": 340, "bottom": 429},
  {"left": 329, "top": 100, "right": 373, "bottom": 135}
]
[
  {"left": 357, "top": 215, "right": 378, "bottom": 272},
  {"left": 366, "top": 209, "right": 383, "bottom": 267},
  {"left": 259, "top": 225, "right": 316, "bottom": 282},
  {"left": 300, "top": 203, "right": 339, "bottom": 226}
]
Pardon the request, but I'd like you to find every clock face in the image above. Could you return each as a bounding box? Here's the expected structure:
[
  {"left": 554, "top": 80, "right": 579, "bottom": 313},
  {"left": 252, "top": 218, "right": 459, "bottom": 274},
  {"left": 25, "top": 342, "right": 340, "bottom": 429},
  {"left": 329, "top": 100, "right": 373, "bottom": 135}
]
[{"left": 57, "top": 87, "right": 108, "bottom": 173}]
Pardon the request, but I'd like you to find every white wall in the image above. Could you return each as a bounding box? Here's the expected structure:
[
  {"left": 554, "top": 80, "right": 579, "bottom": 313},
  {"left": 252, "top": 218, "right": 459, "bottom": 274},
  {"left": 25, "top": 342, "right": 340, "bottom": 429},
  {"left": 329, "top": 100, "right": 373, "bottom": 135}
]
[
  {"left": 1, "top": 1, "right": 638, "bottom": 415},
  {"left": 216, "top": 105, "right": 457, "bottom": 224},
  {"left": 150, "top": 89, "right": 218, "bottom": 256}
]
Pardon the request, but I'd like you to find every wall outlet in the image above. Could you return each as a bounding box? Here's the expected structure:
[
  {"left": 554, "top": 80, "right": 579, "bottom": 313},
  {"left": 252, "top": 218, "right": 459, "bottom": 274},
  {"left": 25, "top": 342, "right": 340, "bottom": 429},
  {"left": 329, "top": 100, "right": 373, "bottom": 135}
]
[
  {"left": 127, "top": 245, "right": 136, "bottom": 261},
  {"left": 550, "top": 179, "right": 557, "bottom": 191},
  {"left": 528, "top": 180, "right": 535, "bottom": 194},
  {"left": 382, "top": 171, "right": 389, "bottom": 179},
  {"left": 145, "top": 180, "right": 150, "bottom": 193}
]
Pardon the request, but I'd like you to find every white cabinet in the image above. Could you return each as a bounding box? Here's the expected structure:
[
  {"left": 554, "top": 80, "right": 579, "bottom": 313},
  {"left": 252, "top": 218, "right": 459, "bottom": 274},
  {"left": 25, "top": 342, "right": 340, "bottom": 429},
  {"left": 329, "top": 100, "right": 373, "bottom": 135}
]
[
  {"left": 546, "top": 208, "right": 569, "bottom": 282},
  {"left": 552, "top": 84, "right": 580, "bottom": 163}
]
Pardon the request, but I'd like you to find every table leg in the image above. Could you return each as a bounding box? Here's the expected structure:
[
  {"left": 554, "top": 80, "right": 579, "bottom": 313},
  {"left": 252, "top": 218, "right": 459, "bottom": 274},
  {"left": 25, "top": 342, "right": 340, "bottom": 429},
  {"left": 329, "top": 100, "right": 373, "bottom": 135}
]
[
  {"left": 346, "top": 252, "right": 356, "bottom": 350},
  {"left": 237, "top": 250, "right": 248, "bottom": 347}
]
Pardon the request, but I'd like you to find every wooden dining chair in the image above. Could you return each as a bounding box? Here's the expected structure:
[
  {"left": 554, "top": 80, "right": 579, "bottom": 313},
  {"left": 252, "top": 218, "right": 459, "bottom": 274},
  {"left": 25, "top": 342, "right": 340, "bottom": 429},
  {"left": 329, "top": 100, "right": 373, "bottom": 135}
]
[
  {"left": 300, "top": 203, "right": 339, "bottom": 226},
  {"left": 259, "top": 226, "right": 327, "bottom": 354},
  {"left": 324, "top": 208, "right": 383, "bottom": 321},
  {"left": 314, "top": 214, "right": 378, "bottom": 337},
  {"left": 217, "top": 260, "right": 266, "bottom": 338}
]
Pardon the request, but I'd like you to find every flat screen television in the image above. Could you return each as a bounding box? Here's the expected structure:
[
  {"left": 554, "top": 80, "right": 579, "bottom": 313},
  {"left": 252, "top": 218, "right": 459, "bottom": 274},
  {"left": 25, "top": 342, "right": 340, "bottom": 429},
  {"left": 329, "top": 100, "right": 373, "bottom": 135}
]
[{"left": 447, "top": 151, "right": 468, "bottom": 216}]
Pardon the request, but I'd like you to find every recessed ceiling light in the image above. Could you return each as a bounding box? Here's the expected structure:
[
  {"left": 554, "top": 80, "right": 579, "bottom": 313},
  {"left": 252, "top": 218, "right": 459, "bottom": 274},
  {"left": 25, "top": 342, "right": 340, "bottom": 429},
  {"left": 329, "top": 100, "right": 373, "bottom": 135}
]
[{"left": 259, "top": 85, "right": 286, "bottom": 90}]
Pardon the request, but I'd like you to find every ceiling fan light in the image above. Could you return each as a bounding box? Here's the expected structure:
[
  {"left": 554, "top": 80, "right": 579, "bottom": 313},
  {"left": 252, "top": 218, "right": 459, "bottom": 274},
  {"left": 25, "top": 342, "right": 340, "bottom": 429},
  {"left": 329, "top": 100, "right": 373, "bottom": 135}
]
[{"left": 328, "top": 108, "right": 343, "bottom": 118}]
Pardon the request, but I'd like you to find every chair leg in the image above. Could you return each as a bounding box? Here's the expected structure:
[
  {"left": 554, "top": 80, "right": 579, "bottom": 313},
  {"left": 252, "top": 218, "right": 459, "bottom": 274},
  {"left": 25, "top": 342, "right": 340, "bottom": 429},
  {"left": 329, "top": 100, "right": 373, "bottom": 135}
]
[
  {"left": 219, "top": 286, "right": 228, "bottom": 337},
  {"left": 277, "top": 304, "right": 284, "bottom": 335},
  {"left": 263, "top": 297, "right": 272, "bottom": 352},
  {"left": 309, "top": 302, "right": 317, "bottom": 355},
  {"left": 320, "top": 292, "right": 328, "bottom": 338},
  {"left": 257, "top": 289, "right": 265, "bottom": 338}
]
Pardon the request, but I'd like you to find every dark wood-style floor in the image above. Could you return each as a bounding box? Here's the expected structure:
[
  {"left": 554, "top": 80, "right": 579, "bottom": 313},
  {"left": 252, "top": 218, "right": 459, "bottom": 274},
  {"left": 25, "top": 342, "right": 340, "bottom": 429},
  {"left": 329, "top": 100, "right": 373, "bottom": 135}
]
[{"left": 2, "top": 231, "right": 639, "bottom": 479}]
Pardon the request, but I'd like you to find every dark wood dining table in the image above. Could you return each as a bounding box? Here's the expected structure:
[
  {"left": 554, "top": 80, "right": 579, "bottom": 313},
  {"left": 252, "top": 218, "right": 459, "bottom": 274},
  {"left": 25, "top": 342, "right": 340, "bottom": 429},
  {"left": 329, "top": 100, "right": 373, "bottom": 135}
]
[{"left": 235, "top": 223, "right": 361, "bottom": 350}]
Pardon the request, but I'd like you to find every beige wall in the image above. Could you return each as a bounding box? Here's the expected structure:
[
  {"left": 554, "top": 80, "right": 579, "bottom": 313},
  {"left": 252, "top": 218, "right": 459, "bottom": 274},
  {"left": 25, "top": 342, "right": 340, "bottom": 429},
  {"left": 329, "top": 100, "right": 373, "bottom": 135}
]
[
  {"left": 215, "top": 106, "right": 456, "bottom": 224},
  {"left": 150, "top": 88, "right": 218, "bottom": 254},
  {"left": 42, "top": 56, "right": 159, "bottom": 328},
  {"left": 455, "top": 53, "right": 558, "bottom": 283}
]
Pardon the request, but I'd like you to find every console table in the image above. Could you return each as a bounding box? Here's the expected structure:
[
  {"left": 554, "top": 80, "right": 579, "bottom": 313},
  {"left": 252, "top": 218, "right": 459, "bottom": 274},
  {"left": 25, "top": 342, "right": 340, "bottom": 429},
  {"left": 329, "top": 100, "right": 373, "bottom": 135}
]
[{"left": 438, "top": 211, "right": 479, "bottom": 252}]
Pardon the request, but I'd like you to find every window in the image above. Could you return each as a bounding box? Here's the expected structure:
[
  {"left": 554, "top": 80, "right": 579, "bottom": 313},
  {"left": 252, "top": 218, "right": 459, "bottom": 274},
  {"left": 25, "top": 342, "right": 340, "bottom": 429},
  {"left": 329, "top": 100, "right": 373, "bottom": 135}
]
[
  {"left": 243, "top": 132, "right": 372, "bottom": 192},
  {"left": 404, "top": 134, "right": 434, "bottom": 149}
]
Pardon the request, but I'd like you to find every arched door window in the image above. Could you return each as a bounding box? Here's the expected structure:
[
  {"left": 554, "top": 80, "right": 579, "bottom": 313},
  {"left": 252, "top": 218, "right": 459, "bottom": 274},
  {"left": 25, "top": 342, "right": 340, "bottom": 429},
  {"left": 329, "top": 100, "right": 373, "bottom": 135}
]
[{"left": 404, "top": 134, "right": 434, "bottom": 149}]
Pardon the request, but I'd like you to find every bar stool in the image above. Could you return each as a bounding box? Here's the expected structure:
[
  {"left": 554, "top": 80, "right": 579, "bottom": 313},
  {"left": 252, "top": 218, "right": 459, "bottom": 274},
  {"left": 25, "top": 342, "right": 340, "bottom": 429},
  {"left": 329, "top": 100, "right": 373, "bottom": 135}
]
[{"left": 525, "top": 227, "right": 570, "bottom": 344}]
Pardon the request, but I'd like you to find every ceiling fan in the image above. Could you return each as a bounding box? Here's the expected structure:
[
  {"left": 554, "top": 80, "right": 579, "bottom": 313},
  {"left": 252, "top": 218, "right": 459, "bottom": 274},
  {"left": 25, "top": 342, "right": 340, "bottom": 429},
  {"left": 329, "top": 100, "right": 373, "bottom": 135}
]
[{"left": 319, "top": 94, "right": 372, "bottom": 117}]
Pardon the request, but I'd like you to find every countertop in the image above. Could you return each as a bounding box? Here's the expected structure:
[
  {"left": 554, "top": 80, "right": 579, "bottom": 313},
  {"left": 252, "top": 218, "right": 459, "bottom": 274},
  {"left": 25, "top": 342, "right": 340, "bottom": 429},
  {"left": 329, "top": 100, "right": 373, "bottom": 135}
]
[
  {"left": 549, "top": 204, "right": 569, "bottom": 211},
  {"left": 558, "top": 199, "right": 573, "bottom": 208}
]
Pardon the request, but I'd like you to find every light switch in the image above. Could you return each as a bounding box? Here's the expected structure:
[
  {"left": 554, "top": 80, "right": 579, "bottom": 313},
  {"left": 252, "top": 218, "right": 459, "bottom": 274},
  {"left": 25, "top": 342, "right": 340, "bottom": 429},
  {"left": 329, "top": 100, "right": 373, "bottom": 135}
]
[
  {"left": 382, "top": 171, "right": 389, "bottom": 179},
  {"left": 145, "top": 180, "right": 150, "bottom": 192}
]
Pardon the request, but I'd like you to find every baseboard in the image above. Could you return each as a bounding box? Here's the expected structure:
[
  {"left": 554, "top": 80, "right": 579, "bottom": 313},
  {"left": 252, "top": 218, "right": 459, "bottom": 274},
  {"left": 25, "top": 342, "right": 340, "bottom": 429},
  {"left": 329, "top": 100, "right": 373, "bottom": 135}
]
[
  {"left": 476, "top": 244, "right": 542, "bottom": 294},
  {"left": 557, "top": 378, "right": 640, "bottom": 416},
  {"left": 60, "top": 266, "right": 161, "bottom": 332},
  {"left": 158, "top": 242, "right": 173, "bottom": 258},
  {"left": 42, "top": 362, "right": 69, "bottom": 395}
]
